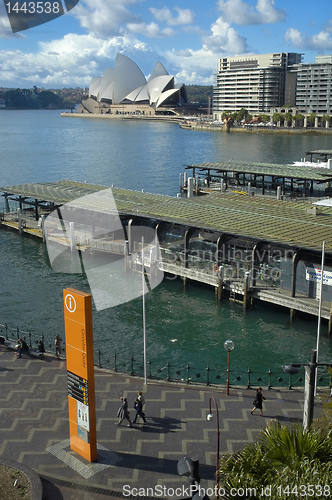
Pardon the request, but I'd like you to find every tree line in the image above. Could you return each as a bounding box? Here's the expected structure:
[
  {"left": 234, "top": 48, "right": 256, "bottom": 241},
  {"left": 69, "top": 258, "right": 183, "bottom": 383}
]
[
  {"left": 1, "top": 87, "right": 76, "bottom": 109},
  {"left": 185, "top": 85, "right": 213, "bottom": 104}
]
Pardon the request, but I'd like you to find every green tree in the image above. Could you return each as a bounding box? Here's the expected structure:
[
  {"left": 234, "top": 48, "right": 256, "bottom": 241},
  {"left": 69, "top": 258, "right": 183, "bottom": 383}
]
[
  {"left": 185, "top": 85, "right": 213, "bottom": 103},
  {"left": 37, "top": 90, "right": 63, "bottom": 108},
  {"left": 272, "top": 112, "right": 281, "bottom": 124},
  {"left": 260, "top": 114, "right": 270, "bottom": 124},
  {"left": 218, "top": 422, "right": 332, "bottom": 500},
  {"left": 294, "top": 113, "right": 304, "bottom": 127},
  {"left": 307, "top": 112, "right": 316, "bottom": 127},
  {"left": 322, "top": 114, "right": 330, "bottom": 127},
  {"left": 285, "top": 111, "right": 293, "bottom": 126},
  {"left": 5, "top": 89, "right": 36, "bottom": 108}
]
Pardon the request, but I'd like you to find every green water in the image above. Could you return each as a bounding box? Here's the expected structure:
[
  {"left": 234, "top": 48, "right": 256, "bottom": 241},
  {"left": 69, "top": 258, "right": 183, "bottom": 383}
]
[
  {"left": 0, "top": 229, "right": 330, "bottom": 387},
  {"left": 1, "top": 110, "right": 332, "bottom": 387}
]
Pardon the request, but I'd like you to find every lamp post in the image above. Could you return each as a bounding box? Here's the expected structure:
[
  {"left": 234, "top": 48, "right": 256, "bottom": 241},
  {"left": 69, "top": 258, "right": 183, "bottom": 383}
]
[
  {"left": 206, "top": 396, "right": 220, "bottom": 488},
  {"left": 224, "top": 340, "right": 234, "bottom": 396},
  {"left": 282, "top": 349, "right": 324, "bottom": 430}
]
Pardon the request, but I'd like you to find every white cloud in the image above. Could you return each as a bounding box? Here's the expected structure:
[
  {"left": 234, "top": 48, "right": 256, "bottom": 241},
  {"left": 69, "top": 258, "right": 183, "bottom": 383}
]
[
  {"left": 0, "top": 33, "right": 154, "bottom": 87},
  {"left": 285, "top": 27, "right": 332, "bottom": 51},
  {"left": 217, "top": 0, "right": 286, "bottom": 25},
  {"left": 175, "top": 69, "right": 213, "bottom": 86},
  {"left": 151, "top": 15, "right": 250, "bottom": 85},
  {"left": 203, "top": 16, "right": 248, "bottom": 53},
  {"left": 150, "top": 6, "right": 195, "bottom": 26},
  {"left": 284, "top": 28, "right": 304, "bottom": 47},
  {"left": 72, "top": 0, "right": 142, "bottom": 38},
  {"left": 126, "top": 22, "right": 176, "bottom": 38}
]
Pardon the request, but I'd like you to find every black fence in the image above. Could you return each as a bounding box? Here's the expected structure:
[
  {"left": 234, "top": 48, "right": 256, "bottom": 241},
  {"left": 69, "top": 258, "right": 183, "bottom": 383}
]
[
  {"left": 96, "top": 349, "right": 331, "bottom": 390},
  {"left": 1, "top": 322, "right": 331, "bottom": 390}
]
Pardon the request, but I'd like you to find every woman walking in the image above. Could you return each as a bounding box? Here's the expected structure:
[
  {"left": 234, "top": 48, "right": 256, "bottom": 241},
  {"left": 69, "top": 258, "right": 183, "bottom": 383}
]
[
  {"left": 116, "top": 397, "right": 132, "bottom": 427},
  {"left": 251, "top": 387, "right": 265, "bottom": 416}
]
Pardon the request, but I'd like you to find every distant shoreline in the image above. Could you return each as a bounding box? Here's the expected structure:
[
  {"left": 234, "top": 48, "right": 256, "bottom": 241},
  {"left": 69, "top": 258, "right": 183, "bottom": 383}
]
[
  {"left": 60, "top": 111, "right": 332, "bottom": 134},
  {"left": 60, "top": 112, "right": 184, "bottom": 123},
  {"left": 185, "top": 124, "right": 332, "bottom": 135}
]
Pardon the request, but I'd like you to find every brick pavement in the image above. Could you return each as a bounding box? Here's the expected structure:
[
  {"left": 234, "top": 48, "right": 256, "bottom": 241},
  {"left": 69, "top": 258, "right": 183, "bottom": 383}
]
[{"left": 0, "top": 344, "right": 323, "bottom": 499}]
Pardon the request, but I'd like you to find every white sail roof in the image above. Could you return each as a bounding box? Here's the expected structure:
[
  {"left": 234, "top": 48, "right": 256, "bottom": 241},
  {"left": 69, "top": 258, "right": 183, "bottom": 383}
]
[{"left": 89, "top": 53, "right": 186, "bottom": 108}]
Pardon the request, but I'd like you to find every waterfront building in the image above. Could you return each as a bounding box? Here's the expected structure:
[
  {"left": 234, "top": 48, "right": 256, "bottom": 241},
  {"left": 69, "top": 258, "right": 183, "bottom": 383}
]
[
  {"left": 213, "top": 53, "right": 303, "bottom": 120},
  {"left": 290, "top": 56, "right": 332, "bottom": 115},
  {"left": 78, "top": 53, "right": 187, "bottom": 116}
]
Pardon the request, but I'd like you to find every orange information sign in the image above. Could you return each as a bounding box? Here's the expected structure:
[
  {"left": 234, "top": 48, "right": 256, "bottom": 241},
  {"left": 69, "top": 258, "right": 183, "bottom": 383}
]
[{"left": 63, "top": 288, "right": 97, "bottom": 462}]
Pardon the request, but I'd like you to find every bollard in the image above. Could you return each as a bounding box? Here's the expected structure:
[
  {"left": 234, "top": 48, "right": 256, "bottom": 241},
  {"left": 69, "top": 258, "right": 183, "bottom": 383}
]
[
  {"left": 166, "top": 361, "right": 171, "bottom": 381},
  {"left": 98, "top": 349, "right": 102, "bottom": 368},
  {"left": 114, "top": 353, "right": 117, "bottom": 372},
  {"left": 268, "top": 369, "right": 272, "bottom": 389},
  {"left": 206, "top": 365, "right": 210, "bottom": 386},
  {"left": 186, "top": 363, "right": 190, "bottom": 383},
  {"left": 247, "top": 368, "right": 251, "bottom": 389},
  {"left": 28, "top": 331, "right": 32, "bottom": 348},
  {"left": 131, "top": 356, "right": 135, "bottom": 376},
  {"left": 288, "top": 373, "right": 293, "bottom": 390}
]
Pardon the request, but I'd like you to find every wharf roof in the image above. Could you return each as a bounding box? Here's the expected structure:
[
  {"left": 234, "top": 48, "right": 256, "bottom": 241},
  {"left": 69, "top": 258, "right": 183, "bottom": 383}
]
[
  {"left": 1, "top": 179, "right": 332, "bottom": 253},
  {"left": 184, "top": 160, "right": 332, "bottom": 182},
  {"left": 1, "top": 179, "right": 106, "bottom": 204},
  {"left": 305, "top": 149, "right": 332, "bottom": 159}
]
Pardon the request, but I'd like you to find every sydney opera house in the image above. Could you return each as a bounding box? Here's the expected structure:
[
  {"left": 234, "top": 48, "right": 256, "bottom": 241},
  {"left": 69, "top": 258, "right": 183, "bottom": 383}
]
[{"left": 78, "top": 53, "right": 187, "bottom": 116}]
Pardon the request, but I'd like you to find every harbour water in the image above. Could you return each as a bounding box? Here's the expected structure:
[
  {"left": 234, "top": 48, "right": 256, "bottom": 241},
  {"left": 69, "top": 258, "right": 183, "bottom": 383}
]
[{"left": 1, "top": 110, "right": 332, "bottom": 385}]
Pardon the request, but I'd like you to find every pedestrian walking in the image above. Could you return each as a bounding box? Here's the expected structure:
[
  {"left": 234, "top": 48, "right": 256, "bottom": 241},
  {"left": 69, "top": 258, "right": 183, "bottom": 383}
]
[
  {"left": 116, "top": 397, "right": 132, "bottom": 427},
  {"left": 55, "top": 335, "right": 62, "bottom": 359},
  {"left": 132, "top": 396, "right": 147, "bottom": 424},
  {"left": 137, "top": 391, "right": 145, "bottom": 409},
  {"left": 250, "top": 387, "right": 265, "bottom": 416}
]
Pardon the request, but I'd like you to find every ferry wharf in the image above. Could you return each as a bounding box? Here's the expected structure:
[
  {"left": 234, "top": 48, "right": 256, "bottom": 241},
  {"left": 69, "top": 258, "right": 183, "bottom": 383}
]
[
  {"left": 0, "top": 342, "right": 325, "bottom": 499},
  {"left": 2, "top": 177, "right": 332, "bottom": 331}
]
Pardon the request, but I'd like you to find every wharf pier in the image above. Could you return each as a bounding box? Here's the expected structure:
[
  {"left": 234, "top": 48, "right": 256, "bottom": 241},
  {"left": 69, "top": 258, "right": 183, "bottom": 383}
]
[{"left": 1, "top": 179, "right": 332, "bottom": 331}]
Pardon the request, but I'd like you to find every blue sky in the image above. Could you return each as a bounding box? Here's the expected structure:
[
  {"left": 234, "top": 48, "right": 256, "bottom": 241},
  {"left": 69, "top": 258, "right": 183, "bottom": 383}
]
[{"left": 0, "top": 0, "right": 332, "bottom": 89}]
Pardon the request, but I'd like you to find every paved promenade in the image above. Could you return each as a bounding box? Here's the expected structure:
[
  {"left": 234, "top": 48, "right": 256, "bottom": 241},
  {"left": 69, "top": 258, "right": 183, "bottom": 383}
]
[{"left": 0, "top": 345, "right": 323, "bottom": 500}]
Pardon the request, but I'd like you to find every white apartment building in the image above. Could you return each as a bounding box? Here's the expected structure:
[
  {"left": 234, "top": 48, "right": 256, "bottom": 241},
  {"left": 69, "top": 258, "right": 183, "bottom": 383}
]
[
  {"left": 213, "top": 53, "right": 302, "bottom": 120},
  {"left": 291, "top": 56, "right": 332, "bottom": 115}
]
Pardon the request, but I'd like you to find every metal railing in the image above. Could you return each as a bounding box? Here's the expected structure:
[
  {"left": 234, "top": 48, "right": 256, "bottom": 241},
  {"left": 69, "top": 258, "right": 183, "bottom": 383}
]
[{"left": 1, "top": 322, "right": 331, "bottom": 390}]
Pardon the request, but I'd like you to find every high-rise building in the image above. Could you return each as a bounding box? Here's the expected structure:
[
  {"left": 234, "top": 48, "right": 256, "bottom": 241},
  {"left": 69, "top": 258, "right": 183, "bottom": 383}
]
[
  {"left": 213, "top": 52, "right": 303, "bottom": 120},
  {"left": 291, "top": 56, "right": 332, "bottom": 115}
]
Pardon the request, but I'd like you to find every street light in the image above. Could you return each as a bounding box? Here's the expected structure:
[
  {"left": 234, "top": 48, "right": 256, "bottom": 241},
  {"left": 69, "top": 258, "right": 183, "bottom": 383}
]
[
  {"left": 206, "top": 396, "right": 220, "bottom": 488},
  {"left": 224, "top": 340, "right": 234, "bottom": 396}
]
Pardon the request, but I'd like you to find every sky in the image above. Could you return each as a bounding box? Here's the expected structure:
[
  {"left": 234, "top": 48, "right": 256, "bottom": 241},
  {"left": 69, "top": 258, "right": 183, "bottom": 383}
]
[{"left": 0, "top": 0, "right": 332, "bottom": 89}]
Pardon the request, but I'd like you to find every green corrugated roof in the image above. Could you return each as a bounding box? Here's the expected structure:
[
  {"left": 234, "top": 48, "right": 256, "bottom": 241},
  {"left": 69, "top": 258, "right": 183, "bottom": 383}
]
[
  {"left": 2, "top": 180, "right": 332, "bottom": 252},
  {"left": 0, "top": 180, "right": 107, "bottom": 204},
  {"left": 305, "top": 149, "right": 332, "bottom": 156},
  {"left": 185, "top": 160, "right": 332, "bottom": 181}
]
